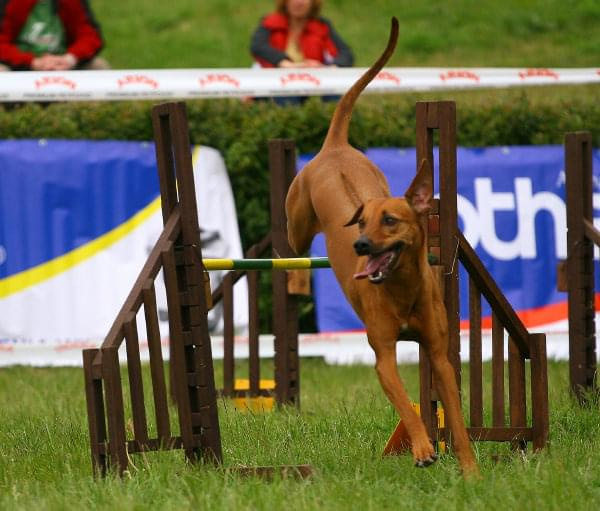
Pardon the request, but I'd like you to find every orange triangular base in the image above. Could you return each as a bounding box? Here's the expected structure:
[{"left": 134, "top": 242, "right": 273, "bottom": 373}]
[
  {"left": 382, "top": 403, "right": 446, "bottom": 456},
  {"left": 382, "top": 419, "right": 411, "bottom": 455}
]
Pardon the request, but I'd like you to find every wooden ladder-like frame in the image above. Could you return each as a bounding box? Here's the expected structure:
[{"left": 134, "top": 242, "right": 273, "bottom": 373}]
[{"left": 416, "top": 101, "right": 549, "bottom": 450}]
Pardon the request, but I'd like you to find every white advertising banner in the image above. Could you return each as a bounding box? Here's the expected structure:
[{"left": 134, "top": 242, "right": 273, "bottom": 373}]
[{"left": 0, "top": 67, "right": 598, "bottom": 102}]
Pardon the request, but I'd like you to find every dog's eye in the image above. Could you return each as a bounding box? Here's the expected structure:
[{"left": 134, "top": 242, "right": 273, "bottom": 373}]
[{"left": 382, "top": 216, "right": 398, "bottom": 226}]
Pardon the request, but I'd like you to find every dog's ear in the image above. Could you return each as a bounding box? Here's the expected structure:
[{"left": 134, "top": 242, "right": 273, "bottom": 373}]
[
  {"left": 405, "top": 159, "right": 433, "bottom": 215},
  {"left": 344, "top": 204, "right": 364, "bottom": 227}
]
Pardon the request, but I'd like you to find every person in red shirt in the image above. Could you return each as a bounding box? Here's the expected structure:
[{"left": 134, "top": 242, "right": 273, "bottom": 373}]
[
  {"left": 250, "top": 0, "right": 353, "bottom": 69},
  {"left": 0, "top": 0, "right": 109, "bottom": 71}
]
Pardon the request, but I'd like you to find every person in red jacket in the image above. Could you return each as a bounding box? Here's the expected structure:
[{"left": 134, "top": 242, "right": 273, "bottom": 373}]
[
  {"left": 0, "top": 0, "right": 109, "bottom": 71},
  {"left": 250, "top": 0, "right": 353, "bottom": 69}
]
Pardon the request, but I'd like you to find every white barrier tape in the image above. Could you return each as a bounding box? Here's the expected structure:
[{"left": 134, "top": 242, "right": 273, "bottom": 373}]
[
  {"left": 0, "top": 67, "right": 598, "bottom": 102},
  {"left": 0, "top": 330, "right": 584, "bottom": 367}
]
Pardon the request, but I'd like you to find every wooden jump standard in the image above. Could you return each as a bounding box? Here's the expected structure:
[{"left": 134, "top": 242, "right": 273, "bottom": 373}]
[
  {"left": 562, "top": 131, "right": 598, "bottom": 401},
  {"left": 406, "top": 101, "right": 549, "bottom": 452},
  {"left": 82, "top": 102, "right": 310, "bottom": 477},
  {"left": 210, "top": 139, "right": 302, "bottom": 407}
]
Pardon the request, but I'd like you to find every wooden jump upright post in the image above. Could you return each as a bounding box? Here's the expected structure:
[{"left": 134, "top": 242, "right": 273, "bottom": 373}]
[
  {"left": 564, "top": 131, "right": 598, "bottom": 401},
  {"left": 209, "top": 139, "right": 300, "bottom": 408},
  {"left": 411, "top": 101, "right": 549, "bottom": 452},
  {"left": 83, "top": 101, "right": 222, "bottom": 475},
  {"left": 269, "top": 139, "right": 301, "bottom": 406}
]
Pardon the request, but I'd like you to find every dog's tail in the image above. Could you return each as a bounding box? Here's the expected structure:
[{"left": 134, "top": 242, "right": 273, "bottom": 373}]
[{"left": 322, "top": 17, "right": 399, "bottom": 149}]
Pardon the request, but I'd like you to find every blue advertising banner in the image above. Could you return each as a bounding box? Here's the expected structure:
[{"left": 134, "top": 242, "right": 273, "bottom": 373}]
[
  {"left": 0, "top": 140, "right": 158, "bottom": 279},
  {"left": 299, "top": 146, "right": 600, "bottom": 332},
  {"left": 0, "top": 140, "right": 248, "bottom": 366}
]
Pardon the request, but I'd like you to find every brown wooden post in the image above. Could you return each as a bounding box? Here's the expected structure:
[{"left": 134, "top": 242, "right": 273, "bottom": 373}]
[
  {"left": 564, "top": 131, "right": 597, "bottom": 400},
  {"left": 123, "top": 313, "right": 149, "bottom": 447},
  {"left": 142, "top": 281, "right": 171, "bottom": 444},
  {"left": 152, "top": 102, "right": 222, "bottom": 463},
  {"left": 508, "top": 337, "right": 527, "bottom": 451},
  {"left": 416, "top": 102, "right": 437, "bottom": 435},
  {"left": 268, "top": 139, "right": 300, "bottom": 407},
  {"left": 222, "top": 273, "right": 235, "bottom": 396},
  {"left": 437, "top": 102, "right": 461, "bottom": 385},
  {"left": 82, "top": 348, "right": 108, "bottom": 476},
  {"left": 491, "top": 313, "right": 505, "bottom": 427},
  {"left": 530, "top": 333, "right": 549, "bottom": 450},
  {"left": 247, "top": 245, "right": 261, "bottom": 396},
  {"left": 415, "top": 101, "right": 460, "bottom": 437},
  {"left": 102, "top": 346, "right": 128, "bottom": 475},
  {"left": 468, "top": 279, "right": 483, "bottom": 428}
]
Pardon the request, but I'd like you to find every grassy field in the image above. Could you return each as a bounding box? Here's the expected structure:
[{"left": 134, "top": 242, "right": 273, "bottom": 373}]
[
  {"left": 91, "top": 0, "right": 600, "bottom": 69},
  {"left": 0, "top": 360, "right": 599, "bottom": 510},
  {"left": 1, "top": 2, "right": 600, "bottom": 510}
]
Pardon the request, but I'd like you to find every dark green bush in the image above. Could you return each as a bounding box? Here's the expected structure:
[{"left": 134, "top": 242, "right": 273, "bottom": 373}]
[{"left": 2, "top": 92, "right": 598, "bottom": 331}]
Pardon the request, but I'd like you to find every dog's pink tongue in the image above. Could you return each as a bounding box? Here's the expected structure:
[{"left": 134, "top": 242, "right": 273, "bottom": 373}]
[{"left": 353, "top": 252, "right": 391, "bottom": 279}]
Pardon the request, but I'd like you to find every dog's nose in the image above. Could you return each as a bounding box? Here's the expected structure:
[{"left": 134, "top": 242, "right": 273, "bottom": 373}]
[{"left": 353, "top": 236, "right": 371, "bottom": 256}]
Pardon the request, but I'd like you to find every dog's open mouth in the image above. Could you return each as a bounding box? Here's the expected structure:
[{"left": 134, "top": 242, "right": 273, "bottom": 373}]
[{"left": 353, "top": 242, "right": 404, "bottom": 283}]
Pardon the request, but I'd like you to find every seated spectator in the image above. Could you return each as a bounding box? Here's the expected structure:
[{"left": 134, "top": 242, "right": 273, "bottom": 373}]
[
  {"left": 250, "top": 0, "right": 353, "bottom": 104},
  {"left": 251, "top": 0, "right": 353, "bottom": 69},
  {"left": 0, "top": 0, "right": 109, "bottom": 71}
]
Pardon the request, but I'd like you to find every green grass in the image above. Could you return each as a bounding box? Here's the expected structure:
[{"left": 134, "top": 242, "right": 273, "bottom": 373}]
[
  {"left": 91, "top": 0, "right": 600, "bottom": 69},
  {"left": 1, "top": 359, "right": 599, "bottom": 510},
  {"left": 2, "top": 3, "right": 600, "bottom": 509}
]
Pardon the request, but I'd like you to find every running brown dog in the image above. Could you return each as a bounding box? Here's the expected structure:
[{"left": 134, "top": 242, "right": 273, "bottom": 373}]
[{"left": 285, "top": 17, "right": 479, "bottom": 477}]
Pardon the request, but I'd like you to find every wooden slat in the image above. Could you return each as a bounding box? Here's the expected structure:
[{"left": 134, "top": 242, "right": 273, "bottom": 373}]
[
  {"left": 161, "top": 247, "right": 196, "bottom": 452},
  {"left": 102, "top": 346, "right": 128, "bottom": 475},
  {"left": 269, "top": 139, "right": 300, "bottom": 407},
  {"left": 508, "top": 337, "right": 527, "bottom": 451},
  {"left": 170, "top": 104, "right": 202, "bottom": 247},
  {"left": 416, "top": 102, "right": 437, "bottom": 438},
  {"left": 530, "top": 333, "right": 549, "bottom": 450},
  {"left": 82, "top": 349, "right": 107, "bottom": 476},
  {"left": 248, "top": 265, "right": 261, "bottom": 396},
  {"left": 583, "top": 219, "right": 600, "bottom": 246},
  {"left": 222, "top": 273, "right": 235, "bottom": 396},
  {"left": 468, "top": 278, "right": 483, "bottom": 427},
  {"left": 124, "top": 314, "right": 149, "bottom": 444},
  {"left": 564, "top": 131, "right": 597, "bottom": 399},
  {"left": 152, "top": 103, "right": 178, "bottom": 222},
  {"left": 437, "top": 102, "right": 461, "bottom": 386},
  {"left": 142, "top": 282, "right": 171, "bottom": 442},
  {"left": 458, "top": 232, "right": 530, "bottom": 357},
  {"left": 491, "top": 313, "right": 505, "bottom": 427}
]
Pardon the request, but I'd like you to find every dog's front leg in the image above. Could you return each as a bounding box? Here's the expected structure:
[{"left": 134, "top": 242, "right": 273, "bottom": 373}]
[{"left": 369, "top": 338, "right": 437, "bottom": 467}]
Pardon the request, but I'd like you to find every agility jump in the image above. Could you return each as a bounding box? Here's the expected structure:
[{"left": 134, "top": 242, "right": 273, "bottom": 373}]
[{"left": 83, "top": 99, "right": 549, "bottom": 476}]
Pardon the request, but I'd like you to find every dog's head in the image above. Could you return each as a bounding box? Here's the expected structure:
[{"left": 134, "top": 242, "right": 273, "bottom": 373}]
[{"left": 345, "top": 160, "right": 433, "bottom": 284}]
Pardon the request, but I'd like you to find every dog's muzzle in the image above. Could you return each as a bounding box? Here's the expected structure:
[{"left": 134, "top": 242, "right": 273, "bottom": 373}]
[{"left": 353, "top": 238, "right": 405, "bottom": 283}]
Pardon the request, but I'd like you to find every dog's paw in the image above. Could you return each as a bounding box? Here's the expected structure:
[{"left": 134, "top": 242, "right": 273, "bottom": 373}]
[{"left": 414, "top": 452, "right": 438, "bottom": 468}]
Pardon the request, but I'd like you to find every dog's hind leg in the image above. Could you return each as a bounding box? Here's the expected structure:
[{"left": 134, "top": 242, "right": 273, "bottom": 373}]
[
  {"left": 425, "top": 342, "right": 480, "bottom": 478},
  {"left": 285, "top": 174, "right": 320, "bottom": 255}
]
